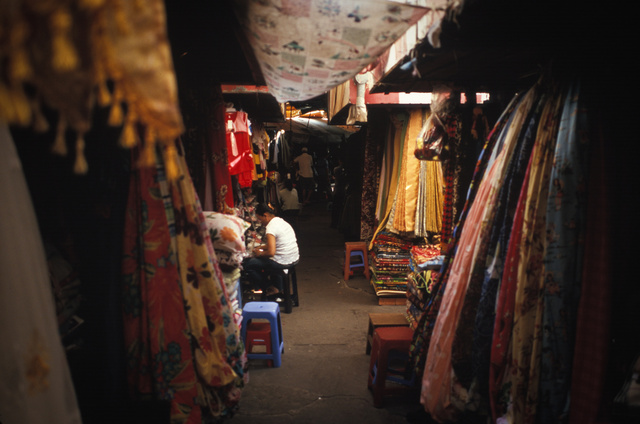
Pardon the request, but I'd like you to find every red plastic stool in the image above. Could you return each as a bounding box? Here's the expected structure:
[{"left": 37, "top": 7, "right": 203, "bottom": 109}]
[
  {"left": 245, "top": 321, "right": 274, "bottom": 367},
  {"left": 344, "top": 241, "right": 370, "bottom": 281},
  {"left": 367, "top": 326, "right": 418, "bottom": 407}
]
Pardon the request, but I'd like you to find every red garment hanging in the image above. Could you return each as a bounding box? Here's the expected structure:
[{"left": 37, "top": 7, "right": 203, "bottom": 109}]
[{"left": 225, "top": 111, "right": 254, "bottom": 188}]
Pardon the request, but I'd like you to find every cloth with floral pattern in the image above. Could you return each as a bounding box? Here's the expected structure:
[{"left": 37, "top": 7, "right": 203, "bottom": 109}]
[
  {"left": 122, "top": 140, "right": 246, "bottom": 424},
  {"left": 238, "top": 0, "right": 434, "bottom": 102},
  {"left": 204, "top": 212, "right": 250, "bottom": 272}
]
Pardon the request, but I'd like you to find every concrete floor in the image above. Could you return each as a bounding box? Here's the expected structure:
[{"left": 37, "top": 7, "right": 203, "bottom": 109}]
[{"left": 231, "top": 201, "right": 428, "bottom": 424}]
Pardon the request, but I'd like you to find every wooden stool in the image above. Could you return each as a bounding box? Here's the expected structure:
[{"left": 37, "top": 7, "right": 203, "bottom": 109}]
[
  {"left": 344, "top": 241, "right": 370, "bottom": 281},
  {"left": 367, "top": 326, "right": 418, "bottom": 407},
  {"left": 366, "top": 312, "right": 409, "bottom": 354}
]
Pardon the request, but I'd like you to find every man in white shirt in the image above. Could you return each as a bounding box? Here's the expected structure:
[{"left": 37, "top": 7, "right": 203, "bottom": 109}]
[
  {"left": 293, "top": 147, "right": 315, "bottom": 205},
  {"left": 243, "top": 203, "right": 299, "bottom": 295},
  {"left": 279, "top": 179, "right": 301, "bottom": 231}
]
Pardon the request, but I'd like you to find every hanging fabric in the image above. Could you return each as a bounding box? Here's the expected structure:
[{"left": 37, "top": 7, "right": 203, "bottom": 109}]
[
  {"left": 407, "top": 90, "right": 521, "bottom": 417},
  {"left": 387, "top": 109, "right": 424, "bottom": 235},
  {"left": 0, "top": 125, "right": 82, "bottom": 424},
  {"left": 567, "top": 110, "right": 611, "bottom": 424},
  {"left": 202, "top": 85, "right": 234, "bottom": 213},
  {"left": 537, "top": 81, "right": 589, "bottom": 422},
  {"left": 225, "top": 111, "right": 254, "bottom": 188},
  {"left": 0, "top": 1, "right": 185, "bottom": 178},
  {"left": 122, "top": 139, "right": 247, "bottom": 424},
  {"left": 236, "top": 0, "right": 436, "bottom": 103}
]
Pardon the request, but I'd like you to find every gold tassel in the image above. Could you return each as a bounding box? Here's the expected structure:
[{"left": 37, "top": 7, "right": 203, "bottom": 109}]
[
  {"left": 0, "top": 84, "right": 13, "bottom": 122},
  {"left": 52, "top": 117, "right": 68, "bottom": 156},
  {"left": 73, "top": 133, "right": 89, "bottom": 174},
  {"left": 139, "top": 126, "right": 156, "bottom": 167},
  {"left": 32, "top": 99, "right": 50, "bottom": 133},
  {"left": 162, "top": 142, "right": 180, "bottom": 181},
  {"left": 10, "top": 50, "right": 33, "bottom": 82},
  {"left": 96, "top": 79, "right": 111, "bottom": 107},
  {"left": 108, "top": 101, "right": 123, "bottom": 126},
  {"left": 108, "top": 84, "right": 123, "bottom": 126},
  {"left": 119, "top": 113, "right": 138, "bottom": 148},
  {"left": 51, "top": 10, "right": 79, "bottom": 71},
  {"left": 8, "top": 22, "right": 32, "bottom": 82},
  {"left": 10, "top": 87, "right": 32, "bottom": 126}
]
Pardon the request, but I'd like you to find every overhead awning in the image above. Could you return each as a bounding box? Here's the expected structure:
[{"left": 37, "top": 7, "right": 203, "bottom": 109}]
[
  {"left": 233, "top": 0, "right": 463, "bottom": 103},
  {"left": 369, "top": 1, "right": 601, "bottom": 95},
  {"left": 221, "top": 85, "right": 285, "bottom": 123}
]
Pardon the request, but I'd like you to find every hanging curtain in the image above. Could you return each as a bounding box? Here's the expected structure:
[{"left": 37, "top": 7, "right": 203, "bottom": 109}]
[{"left": 122, "top": 139, "right": 247, "bottom": 424}]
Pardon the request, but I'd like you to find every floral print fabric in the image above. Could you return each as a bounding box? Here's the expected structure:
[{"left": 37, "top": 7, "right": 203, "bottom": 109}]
[
  {"left": 122, "top": 141, "right": 246, "bottom": 424},
  {"left": 240, "top": 0, "right": 432, "bottom": 102}
]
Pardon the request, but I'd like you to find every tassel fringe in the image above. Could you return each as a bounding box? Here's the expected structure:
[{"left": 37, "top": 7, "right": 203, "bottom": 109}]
[
  {"left": 52, "top": 117, "right": 68, "bottom": 156},
  {"left": 73, "top": 133, "right": 88, "bottom": 174}
]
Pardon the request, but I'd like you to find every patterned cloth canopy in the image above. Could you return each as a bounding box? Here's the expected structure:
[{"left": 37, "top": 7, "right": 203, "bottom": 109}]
[{"left": 236, "top": 0, "right": 461, "bottom": 103}]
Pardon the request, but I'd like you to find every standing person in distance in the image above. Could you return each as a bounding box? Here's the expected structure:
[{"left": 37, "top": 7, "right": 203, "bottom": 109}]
[{"left": 293, "top": 147, "right": 315, "bottom": 205}]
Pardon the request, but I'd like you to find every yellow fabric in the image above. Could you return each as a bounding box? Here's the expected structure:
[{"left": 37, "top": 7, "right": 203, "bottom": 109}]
[
  {"left": 389, "top": 109, "right": 423, "bottom": 233},
  {"left": 0, "top": 0, "right": 184, "bottom": 178},
  {"left": 423, "top": 160, "right": 443, "bottom": 234},
  {"left": 370, "top": 113, "right": 407, "bottom": 250}
]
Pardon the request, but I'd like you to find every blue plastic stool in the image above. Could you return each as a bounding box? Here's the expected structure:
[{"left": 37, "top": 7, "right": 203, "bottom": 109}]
[
  {"left": 344, "top": 241, "right": 370, "bottom": 281},
  {"left": 241, "top": 301, "right": 284, "bottom": 367}
]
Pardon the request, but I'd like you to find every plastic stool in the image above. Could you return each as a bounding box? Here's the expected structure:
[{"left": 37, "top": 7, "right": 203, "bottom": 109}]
[
  {"left": 245, "top": 322, "right": 274, "bottom": 367},
  {"left": 344, "top": 241, "right": 370, "bottom": 281},
  {"left": 367, "top": 326, "right": 418, "bottom": 407},
  {"left": 366, "top": 312, "right": 410, "bottom": 355},
  {"left": 263, "top": 261, "right": 299, "bottom": 314},
  {"left": 241, "top": 302, "right": 284, "bottom": 367}
]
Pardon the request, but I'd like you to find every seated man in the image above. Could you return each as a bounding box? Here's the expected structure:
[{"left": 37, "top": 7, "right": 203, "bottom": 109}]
[
  {"left": 278, "top": 179, "right": 300, "bottom": 231},
  {"left": 243, "top": 203, "right": 299, "bottom": 296}
]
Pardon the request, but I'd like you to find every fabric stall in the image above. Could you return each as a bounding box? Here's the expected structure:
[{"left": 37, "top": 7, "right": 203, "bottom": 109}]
[
  {"left": 363, "top": 89, "right": 463, "bottom": 303},
  {"left": 410, "top": 75, "right": 611, "bottom": 424}
]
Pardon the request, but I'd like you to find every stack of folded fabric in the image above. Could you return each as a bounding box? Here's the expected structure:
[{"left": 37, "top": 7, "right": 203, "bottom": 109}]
[
  {"left": 406, "top": 244, "right": 443, "bottom": 328},
  {"left": 370, "top": 232, "right": 413, "bottom": 297}
]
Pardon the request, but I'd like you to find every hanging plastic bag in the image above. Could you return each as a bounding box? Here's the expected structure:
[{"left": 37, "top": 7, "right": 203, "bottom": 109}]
[{"left": 415, "top": 112, "right": 448, "bottom": 161}]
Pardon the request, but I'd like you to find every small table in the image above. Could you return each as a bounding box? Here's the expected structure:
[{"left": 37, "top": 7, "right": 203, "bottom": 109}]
[{"left": 366, "top": 312, "right": 410, "bottom": 355}]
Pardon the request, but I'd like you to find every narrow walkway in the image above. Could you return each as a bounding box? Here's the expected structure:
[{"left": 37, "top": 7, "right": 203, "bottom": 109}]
[{"left": 231, "top": 201, "right": 423, "bottom": 423}]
